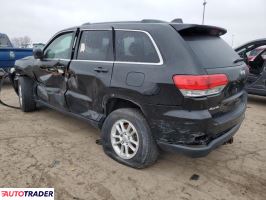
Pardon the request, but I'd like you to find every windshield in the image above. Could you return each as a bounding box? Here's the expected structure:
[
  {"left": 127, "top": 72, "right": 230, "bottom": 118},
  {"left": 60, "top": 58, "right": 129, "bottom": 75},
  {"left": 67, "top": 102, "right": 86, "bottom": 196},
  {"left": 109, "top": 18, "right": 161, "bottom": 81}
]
[
  {"left": 0, "top": 34, "right": 13, "bottom": 48},
  {"left": 184, "top": 36, "right": 240, "bottom": 68}
]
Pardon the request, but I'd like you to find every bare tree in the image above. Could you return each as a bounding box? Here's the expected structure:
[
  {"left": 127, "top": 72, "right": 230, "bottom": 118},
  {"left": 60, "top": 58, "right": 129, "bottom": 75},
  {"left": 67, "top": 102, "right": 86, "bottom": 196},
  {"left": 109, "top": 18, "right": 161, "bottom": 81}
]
[
  {"left": 11, "top": 37, "right": 20, "bottom": 48},
  {"left": 11, "top": 36, "right": 32, "bottom": 48}
]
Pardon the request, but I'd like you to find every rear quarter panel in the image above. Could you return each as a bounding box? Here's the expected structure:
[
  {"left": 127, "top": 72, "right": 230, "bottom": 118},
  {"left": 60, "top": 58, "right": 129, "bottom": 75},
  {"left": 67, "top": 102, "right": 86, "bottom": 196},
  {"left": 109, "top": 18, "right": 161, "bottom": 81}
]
[{"left": 109, "top": 24, "right": 205, "bottom": 107}]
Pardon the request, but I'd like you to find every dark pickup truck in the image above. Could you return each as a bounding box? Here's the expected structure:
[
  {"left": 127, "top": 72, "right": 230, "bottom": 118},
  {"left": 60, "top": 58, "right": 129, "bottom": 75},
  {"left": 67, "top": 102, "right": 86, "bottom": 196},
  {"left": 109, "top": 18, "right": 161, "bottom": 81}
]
[{"left": 0, "top": 33, "right": 32, "bottom": 71}]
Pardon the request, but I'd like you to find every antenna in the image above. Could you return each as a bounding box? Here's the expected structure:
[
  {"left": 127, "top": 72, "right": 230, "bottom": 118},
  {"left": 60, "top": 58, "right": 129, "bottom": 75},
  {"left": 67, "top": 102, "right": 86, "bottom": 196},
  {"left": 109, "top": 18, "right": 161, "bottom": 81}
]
[{"left": 202, "top": 0, "right": 207, "bottom": 24}]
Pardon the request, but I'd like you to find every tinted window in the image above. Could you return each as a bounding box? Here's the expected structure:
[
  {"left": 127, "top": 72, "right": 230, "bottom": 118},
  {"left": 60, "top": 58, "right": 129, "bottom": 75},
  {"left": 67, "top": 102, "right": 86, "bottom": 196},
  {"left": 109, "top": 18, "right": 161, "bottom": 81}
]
[
  {"left": 77, "top": 31, "right": 113, "bottom": 61},
  {"left": 44, "top": 32, "right": 74, "bottom": 59},
  {"left": 116, "top": 31, "right": 160, "bottom": 63},
  {"left": 184, "top": 36, "right": 239, "bottom": 68}
]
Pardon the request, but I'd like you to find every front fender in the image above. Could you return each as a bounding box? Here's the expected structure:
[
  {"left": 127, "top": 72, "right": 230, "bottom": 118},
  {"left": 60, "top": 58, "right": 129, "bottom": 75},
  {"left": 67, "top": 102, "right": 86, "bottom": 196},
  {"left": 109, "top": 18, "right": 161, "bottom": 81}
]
[
  {"left": 9, "top": 57, "right": 36, "bottom": 95},
  {"left": 14, "top": 56, "right": 36, "bottom": 78},
  {"left": 102, "top": 93, "right": 147, "bottom": 116}
]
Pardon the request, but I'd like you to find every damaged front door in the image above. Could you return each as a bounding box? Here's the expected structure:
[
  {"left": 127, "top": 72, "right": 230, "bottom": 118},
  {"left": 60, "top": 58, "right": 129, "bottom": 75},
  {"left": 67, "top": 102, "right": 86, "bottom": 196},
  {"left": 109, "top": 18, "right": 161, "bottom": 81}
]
[
  {"left": 65, "top": 29, "right": 114, "bottom": 121},
  {"left": 33, "top": 31, "right": 75, "bottom": 110}
]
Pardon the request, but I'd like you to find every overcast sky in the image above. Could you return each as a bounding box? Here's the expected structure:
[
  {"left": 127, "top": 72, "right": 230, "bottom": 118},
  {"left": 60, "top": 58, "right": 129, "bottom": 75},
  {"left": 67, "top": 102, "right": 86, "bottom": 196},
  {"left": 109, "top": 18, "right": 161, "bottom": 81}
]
[{"left": 1, "top": 0, "right": 266, "bottom": 47}]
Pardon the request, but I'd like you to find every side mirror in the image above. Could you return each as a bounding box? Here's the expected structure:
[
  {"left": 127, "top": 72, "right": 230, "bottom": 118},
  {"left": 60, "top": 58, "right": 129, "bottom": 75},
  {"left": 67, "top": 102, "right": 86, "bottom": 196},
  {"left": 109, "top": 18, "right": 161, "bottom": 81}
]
[{"left": 33, "top": 48, "right": 44, "bottom": 60}]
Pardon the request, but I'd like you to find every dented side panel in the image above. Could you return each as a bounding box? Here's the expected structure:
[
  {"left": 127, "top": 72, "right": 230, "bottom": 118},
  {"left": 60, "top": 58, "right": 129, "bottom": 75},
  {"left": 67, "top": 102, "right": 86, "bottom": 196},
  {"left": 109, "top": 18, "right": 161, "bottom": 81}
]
[
  {"left": 65, "top": 60, "right": 114, "bottom": 121},
  {"left": 143, "top": 96, "right": 246, "bottom": 146}
]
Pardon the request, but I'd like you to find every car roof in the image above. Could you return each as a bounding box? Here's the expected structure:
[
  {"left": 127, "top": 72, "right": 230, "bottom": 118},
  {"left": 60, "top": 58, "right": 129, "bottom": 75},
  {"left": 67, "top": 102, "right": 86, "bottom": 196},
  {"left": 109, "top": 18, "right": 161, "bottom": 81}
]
[
  {"left": 80, "top": 20, "right": 173, "bottom": 30},
  {"left": 57, "top": 20, "right": 226, "bottom": 38},
  {"left": 78, "top": 21, "right": 226, "bottom": 35}
]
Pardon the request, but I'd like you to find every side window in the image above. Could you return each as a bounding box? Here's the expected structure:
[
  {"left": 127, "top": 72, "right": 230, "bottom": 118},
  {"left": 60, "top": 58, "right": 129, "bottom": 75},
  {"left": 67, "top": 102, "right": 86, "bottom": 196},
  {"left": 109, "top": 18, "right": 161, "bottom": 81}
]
[
  {"left": 44, "top": 32, "right": 74, "bottom": 59},
  {"left": 115, "top": 31, "right": 160, "bottom": 63},
  {"left": 77, "top": 31, "right": 113, "bottom": 61}
]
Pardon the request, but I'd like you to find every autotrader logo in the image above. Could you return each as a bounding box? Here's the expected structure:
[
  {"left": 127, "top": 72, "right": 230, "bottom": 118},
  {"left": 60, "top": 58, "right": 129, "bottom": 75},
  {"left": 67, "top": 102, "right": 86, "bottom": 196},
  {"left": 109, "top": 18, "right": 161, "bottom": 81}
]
[{"left": 0, "top": 188, "right": 54, "bottom": 199}]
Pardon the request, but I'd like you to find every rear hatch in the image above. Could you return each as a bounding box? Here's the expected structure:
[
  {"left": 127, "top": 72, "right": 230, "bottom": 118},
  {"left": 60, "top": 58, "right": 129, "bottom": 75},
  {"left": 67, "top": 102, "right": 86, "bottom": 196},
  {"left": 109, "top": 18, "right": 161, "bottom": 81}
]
[{"left": 171, "top": 24, "right": 248, "bottom": 132}]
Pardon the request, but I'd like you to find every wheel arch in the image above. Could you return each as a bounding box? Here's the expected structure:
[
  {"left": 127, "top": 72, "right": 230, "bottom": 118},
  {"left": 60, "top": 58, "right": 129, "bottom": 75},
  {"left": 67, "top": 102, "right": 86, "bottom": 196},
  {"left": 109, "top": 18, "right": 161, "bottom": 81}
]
[{"left": 102, "top": 95, "right": 147, "bottom": 118}]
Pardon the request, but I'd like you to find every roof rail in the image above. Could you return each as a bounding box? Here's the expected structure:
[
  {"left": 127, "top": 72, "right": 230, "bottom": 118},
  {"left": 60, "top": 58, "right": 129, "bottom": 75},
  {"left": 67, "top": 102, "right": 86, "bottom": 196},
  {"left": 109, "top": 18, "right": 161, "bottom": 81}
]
[
  {"left": 82, "top": 22, "right": 90, "bottom": 26},
  {"left": 171, "top": 18, "right": 183, "bottom": 23},
  {"left": 141, "top": 19, "right": 166, "bottom": 23}
]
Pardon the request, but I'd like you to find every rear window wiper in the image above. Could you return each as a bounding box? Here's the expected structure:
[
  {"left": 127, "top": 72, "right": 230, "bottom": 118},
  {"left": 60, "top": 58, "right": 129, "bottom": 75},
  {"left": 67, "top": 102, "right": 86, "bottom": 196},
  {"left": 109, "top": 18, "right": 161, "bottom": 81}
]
[{"left": 233, "top": 58, "right": 245, "bottom": 64}]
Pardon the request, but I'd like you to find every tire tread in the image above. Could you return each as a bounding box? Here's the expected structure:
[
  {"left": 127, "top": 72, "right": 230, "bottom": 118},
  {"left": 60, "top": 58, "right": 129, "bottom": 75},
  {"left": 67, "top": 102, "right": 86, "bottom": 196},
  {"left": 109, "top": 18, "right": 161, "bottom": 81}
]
[{"left": 19, "top": 76, "right": 36, "bottom": 112}]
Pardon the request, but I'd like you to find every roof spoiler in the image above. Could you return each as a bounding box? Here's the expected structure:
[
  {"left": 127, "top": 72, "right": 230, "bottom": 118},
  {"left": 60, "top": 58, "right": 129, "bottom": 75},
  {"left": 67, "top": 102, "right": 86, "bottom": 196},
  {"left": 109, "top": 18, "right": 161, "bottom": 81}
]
[
  {"left": 171, "top": 18, "right": 183, "bottom": 23},
  {"left": 171, "top": 24, "right": 227, "bottom": 37}
]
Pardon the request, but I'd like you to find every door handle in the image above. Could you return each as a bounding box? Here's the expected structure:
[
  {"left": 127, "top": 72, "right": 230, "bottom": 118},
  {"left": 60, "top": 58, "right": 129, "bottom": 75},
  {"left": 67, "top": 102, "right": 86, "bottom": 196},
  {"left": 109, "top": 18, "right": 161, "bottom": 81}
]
[
  {"left": 57, "top": 65, "right": 65, "bottom": 74},
  {"left": 94, "top": 67, "right": 108, "bottom": 73},
  {"left": 40, "top": 66, "right": 57, "bottom": 72}
]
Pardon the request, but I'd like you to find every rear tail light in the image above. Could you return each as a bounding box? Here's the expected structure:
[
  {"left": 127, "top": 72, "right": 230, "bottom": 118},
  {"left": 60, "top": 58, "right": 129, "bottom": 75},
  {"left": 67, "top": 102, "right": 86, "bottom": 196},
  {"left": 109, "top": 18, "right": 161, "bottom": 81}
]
[{"left": 173, "top": 74, "right": 228, "bottom": 97}]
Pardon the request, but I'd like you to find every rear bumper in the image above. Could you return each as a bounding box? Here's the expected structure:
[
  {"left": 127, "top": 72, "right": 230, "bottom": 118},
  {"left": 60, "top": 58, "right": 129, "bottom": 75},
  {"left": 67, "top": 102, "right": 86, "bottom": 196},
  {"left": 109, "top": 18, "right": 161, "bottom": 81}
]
[
  {"left": 143, "top": 92, "right": 247, "bottom": 157},
  {"left": 157, "top": 123, "right": 241, "bottom": 157}
]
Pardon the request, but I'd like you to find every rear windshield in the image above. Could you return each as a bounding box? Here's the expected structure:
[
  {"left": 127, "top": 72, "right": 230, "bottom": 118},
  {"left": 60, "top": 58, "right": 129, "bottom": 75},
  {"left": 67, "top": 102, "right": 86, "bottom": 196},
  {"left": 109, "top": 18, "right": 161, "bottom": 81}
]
[{"left": 184, "top": 36, "right": 239, "bottom": 68}]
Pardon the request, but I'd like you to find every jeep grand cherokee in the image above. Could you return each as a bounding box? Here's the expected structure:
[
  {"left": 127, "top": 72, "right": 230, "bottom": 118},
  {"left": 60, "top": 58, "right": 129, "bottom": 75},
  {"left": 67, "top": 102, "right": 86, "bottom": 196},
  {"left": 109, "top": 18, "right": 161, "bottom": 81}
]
[{"left": 10, "top": 20, "right": 248, "bottom": 168}]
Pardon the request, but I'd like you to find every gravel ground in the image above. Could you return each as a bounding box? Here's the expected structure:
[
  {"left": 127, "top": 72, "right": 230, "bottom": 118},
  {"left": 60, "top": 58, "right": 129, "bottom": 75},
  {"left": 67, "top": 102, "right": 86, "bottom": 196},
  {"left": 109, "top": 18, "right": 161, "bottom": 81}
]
[{"left": 0, "top": 84, "right": 265, "bottom": 200}]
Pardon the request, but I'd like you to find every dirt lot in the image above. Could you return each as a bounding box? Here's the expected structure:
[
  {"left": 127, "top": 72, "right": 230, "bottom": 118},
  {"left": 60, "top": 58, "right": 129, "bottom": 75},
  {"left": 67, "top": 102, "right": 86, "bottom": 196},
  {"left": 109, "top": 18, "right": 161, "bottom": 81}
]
[{"left": 0, "top": 84, "right": 265, "bottom": 200}]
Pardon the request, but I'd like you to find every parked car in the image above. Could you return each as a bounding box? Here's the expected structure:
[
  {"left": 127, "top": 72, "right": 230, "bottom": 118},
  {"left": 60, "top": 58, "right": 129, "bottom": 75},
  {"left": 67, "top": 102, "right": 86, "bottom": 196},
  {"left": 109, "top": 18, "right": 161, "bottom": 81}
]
[
  {"left": 235, "top": 39, "right": 266, "bottom": 96},
  {"left": 10, "top": 20, "right": 248, "bottom": 168},
  {"left": 248, "top": 47, "right": 266, "bottom": 62},
  {"left": 0, "top": 33, "right": 32, "bottom": 71}
]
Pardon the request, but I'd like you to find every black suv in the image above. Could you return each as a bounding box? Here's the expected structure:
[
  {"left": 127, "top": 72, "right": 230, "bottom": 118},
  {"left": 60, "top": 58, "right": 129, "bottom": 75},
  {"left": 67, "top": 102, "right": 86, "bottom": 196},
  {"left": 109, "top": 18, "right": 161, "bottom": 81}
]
[{"left": 10, "top": 20, "right": 248, "bottom": 168}]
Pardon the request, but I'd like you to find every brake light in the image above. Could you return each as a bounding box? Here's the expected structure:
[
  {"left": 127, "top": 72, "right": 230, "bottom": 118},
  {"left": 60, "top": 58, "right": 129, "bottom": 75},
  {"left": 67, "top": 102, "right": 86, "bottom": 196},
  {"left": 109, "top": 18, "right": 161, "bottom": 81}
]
[{"left": 173, "top": 74, "right": 228, "bottom": 97}]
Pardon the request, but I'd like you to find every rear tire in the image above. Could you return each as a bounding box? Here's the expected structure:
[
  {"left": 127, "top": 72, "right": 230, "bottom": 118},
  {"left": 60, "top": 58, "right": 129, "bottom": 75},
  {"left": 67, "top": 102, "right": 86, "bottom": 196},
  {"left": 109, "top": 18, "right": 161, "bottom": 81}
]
[
  {"left": 101, "top": 108, "right": 158, "bottom": 169},
  {"left": 18, "top": 76, "right": 36, "bottom": 112}
]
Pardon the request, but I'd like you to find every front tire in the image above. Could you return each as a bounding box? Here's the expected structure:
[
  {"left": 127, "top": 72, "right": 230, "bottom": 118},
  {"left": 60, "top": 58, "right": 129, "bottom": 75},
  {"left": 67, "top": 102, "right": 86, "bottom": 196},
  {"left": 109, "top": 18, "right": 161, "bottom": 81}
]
[
  {"left": 18, "top": 76, "right": 36, "bottom": 112},
  {"left": 101, "top": 108, "right": 158, "bottom": 169}
]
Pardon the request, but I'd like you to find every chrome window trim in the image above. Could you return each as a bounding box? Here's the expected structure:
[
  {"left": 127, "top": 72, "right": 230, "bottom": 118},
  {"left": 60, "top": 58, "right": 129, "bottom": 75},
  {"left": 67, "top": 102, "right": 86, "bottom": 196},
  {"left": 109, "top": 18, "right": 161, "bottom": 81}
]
[
  {"left": 114, "top": 29, "right": 163, "bottom": 65},
  {"left": 74, "top": 29, "right": 164, "bottom": 65},
  {"left": 42, "top": 58, "right": 72, "bottom": 62},
  {"left": 72, "top": 59, "right": 113, "bottom": 63},
  {"left": 80, "top": 29, "right": 112, "bottom": 31}
]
